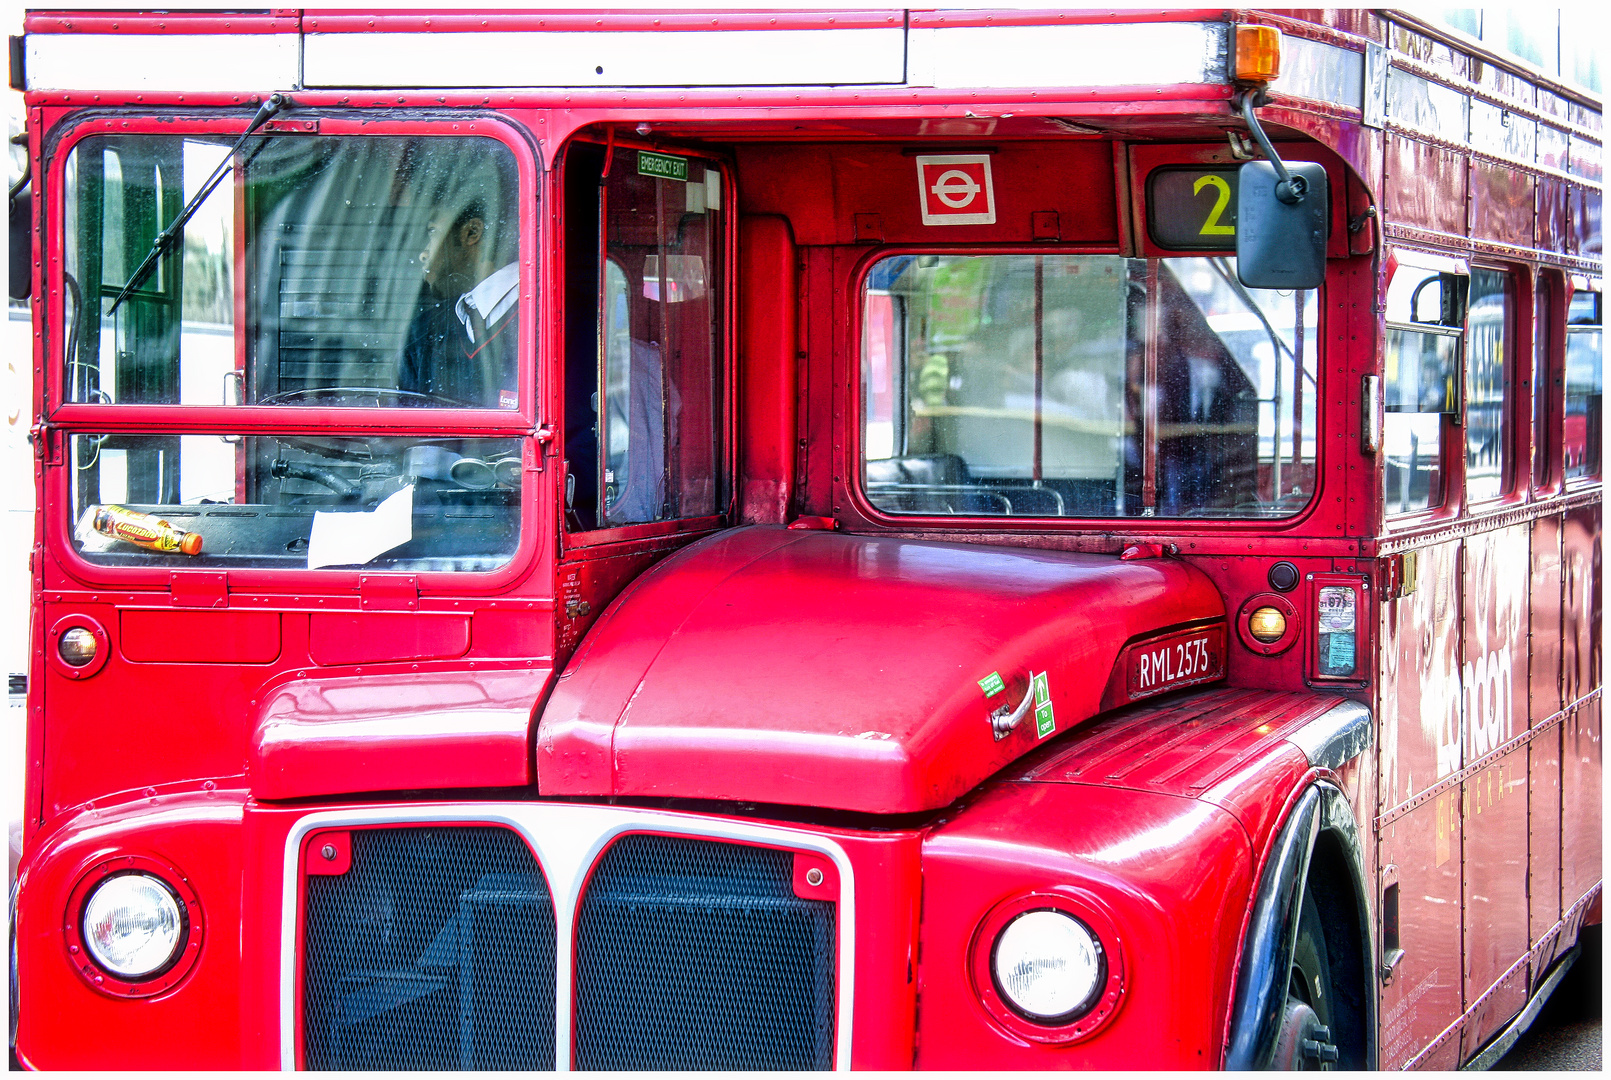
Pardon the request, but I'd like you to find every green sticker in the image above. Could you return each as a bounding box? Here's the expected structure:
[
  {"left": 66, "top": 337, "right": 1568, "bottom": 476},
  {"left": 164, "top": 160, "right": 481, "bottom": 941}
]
[
  {"left": 1031, "top": 671, "right": 1050, "bottom": 707},
  {"left": 638, "top": 150, "right": 689, "bottom": 182},
  {"left": 1035, "top": 702, "right": 1056, "bottom": 739},
  {"left": 978, "top": 671, "right": 1006, "bottom": 697}
]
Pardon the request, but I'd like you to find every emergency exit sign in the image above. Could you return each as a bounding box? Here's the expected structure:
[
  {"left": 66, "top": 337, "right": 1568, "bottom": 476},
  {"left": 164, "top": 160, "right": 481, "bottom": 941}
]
[{"left": 638, "top": 151, "right": 689, "bottom": 182}]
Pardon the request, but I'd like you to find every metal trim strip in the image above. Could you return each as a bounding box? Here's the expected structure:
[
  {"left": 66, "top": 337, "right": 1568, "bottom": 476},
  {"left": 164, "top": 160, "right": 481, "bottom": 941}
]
[
  {"left": 1461, "top": 939, "right": 1582, "bottom": 1070},
  {"left": 278, "top": 805, "right": 856, "bottom": 1071},
  {"left": 1377, "top": 487, "right": 1604, "bottom": 553},
  {"left": 1375, "top": 688, "right": 1600, "bottom": 828},
  {"left": 1402, "top": 883, "right": 1601, "bottom": 1070}
]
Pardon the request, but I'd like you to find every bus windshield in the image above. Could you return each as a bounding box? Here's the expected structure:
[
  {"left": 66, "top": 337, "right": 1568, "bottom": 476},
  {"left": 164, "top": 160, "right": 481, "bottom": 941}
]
[
  {"left": 861, "top": 254, "right": 1318, "bottom": 520},
  {"left": 56, "top": 131, "right": 529, "bottom": 572},
  {"left": 63, "top": 132, "right": 522, "bottom": 409}
]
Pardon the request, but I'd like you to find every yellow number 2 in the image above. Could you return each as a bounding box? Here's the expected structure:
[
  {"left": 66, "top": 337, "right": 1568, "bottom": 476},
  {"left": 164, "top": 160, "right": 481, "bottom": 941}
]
[{"left": 1194, "top": 174, "right": 1236, "bottom": 236}]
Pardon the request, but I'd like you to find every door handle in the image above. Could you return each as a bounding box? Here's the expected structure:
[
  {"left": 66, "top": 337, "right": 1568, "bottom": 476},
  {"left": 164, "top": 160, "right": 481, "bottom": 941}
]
[{"left": 990, "top": 677, "right": 1036, "bottom": 740}]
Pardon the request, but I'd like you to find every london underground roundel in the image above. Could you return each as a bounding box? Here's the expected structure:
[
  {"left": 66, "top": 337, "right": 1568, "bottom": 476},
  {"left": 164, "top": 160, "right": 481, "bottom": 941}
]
[{"left": 916, "top": 154, "right": 996, "bottom": 225}]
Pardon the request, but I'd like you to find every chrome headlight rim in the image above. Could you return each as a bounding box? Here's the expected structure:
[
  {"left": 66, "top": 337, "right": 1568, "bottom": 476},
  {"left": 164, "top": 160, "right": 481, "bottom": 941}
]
[
  {"left": 65, "top": 854, "right": 204, "bottom": 998},
  {"left": 970, "top": 890, "right": 1127, "bottom": 1045},
  {"left": 989, "top": 907, "right": 1108, "bottom": 1024},
  {"left": 81, "top": 872, "right": 186, "bottom": 980}
]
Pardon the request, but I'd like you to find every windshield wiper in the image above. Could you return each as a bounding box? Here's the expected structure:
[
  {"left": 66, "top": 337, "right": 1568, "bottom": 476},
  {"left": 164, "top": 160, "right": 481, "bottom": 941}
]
[{"left": 107, "top": 93, "right": 290, "bottom": 317}]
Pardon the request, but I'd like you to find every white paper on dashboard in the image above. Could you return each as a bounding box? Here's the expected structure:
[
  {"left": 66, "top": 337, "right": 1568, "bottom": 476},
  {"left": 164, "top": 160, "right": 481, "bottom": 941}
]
[{"left": 306, "top": 484, "right": 414, "bottom": 569}]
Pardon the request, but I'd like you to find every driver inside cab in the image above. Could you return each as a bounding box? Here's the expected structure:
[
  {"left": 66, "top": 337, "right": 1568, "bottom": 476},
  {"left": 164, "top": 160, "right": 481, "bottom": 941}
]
[{"left": 399, "top": 177, "right": 520, "bottom": 409}]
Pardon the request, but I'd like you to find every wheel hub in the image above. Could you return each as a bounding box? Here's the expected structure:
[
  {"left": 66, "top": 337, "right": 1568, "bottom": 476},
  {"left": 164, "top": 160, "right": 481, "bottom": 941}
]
[{"left": 1271, "top": 999, "right": 1340, "bottom": 1069}]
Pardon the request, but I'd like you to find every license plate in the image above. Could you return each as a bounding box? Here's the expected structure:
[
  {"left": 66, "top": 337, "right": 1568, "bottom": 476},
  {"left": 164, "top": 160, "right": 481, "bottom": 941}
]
[{"left": 1126, "top": 626, "right": 1225, "bottom": 699}]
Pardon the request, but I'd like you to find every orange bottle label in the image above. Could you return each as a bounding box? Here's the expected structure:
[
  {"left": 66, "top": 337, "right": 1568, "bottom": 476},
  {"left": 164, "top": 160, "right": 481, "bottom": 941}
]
[{"left": 91, "top": 505, "right": 203, "bottom": 556}]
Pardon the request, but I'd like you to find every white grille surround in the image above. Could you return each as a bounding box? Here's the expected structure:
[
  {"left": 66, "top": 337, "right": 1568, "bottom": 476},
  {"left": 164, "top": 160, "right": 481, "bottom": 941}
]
[{"left": 278, "top": 803, "right": 856, "bottom": 1071}]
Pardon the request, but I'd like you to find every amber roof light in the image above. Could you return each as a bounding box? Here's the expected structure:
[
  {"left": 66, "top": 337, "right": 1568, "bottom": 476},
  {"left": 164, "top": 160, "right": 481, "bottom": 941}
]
[{"left": 1236, "top": 25, "right": 1282, "bottom": 85}]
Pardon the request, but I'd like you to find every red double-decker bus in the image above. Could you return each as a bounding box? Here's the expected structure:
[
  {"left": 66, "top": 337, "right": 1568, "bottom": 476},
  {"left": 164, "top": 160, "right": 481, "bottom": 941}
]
[{"left": 8, "top": 8, "right": 1600, "bottom": 1070}]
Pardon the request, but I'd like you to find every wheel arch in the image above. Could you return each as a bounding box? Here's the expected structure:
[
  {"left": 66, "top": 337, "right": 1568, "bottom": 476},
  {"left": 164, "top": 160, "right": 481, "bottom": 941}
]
[{"left": 1224, "top": 778, "right": 1377, "bottom": 1070}]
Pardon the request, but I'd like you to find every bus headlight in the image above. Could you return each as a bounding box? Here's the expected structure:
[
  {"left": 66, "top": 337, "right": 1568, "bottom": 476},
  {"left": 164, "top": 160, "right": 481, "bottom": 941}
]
[
  {"left": 82, "top": 874, "right": 186, "bottom": 979},
  {"left": 991, "top": 909, "right": 1105, "bottom": 1022}
]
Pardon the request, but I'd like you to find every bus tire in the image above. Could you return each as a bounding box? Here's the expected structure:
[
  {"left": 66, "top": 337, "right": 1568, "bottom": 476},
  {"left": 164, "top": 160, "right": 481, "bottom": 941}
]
[{"left": 1270, "top": 888, "right": 1339, "bottom": 1069}]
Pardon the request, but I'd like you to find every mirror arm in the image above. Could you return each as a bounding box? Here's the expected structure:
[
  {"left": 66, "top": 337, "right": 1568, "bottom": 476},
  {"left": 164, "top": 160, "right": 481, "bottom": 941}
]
[{"left": 1238, "top": 89, "right": 1307, "bottom": 204}]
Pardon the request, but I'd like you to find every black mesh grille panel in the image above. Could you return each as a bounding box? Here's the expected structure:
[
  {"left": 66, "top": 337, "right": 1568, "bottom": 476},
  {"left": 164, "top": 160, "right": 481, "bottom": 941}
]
[
  {"left": 302, "top": 827, "right": 556, "bottom": 1070},
  {"left": 574, "top": 835, "right": 836, "bottom": 1070}
]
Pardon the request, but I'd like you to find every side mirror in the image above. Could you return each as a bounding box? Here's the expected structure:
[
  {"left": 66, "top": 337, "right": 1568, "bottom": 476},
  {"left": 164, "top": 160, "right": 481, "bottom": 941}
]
[{"left": 1235, "top": 160, "right": 1328, "bottom": 290}]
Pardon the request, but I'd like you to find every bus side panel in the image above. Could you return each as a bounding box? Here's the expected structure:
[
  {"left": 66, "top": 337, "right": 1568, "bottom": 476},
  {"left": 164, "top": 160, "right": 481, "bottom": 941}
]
[
  {"left": 1562, "top": 503, "right": 1601, "bottom": 704},
  {"left": 1378, "top": 538, "right": 1465, "bottom": 1071},
  {"left": 1562, "top": 695, "right": 1602, "bottom": 912},
  {"left": 1529, "top": 514, "right": 1564, "bottom": 949},
  {"left": 1458, "top": 525, "right": 1532, "bottom": 1053},
  {"left": 1460, "top": 746, "right": 1530, "bottom": 1060},
  {"left": 1380, "top": 540, "right": 1463, "bottom": 809},
  {"left": 1378, "top": 793, "right": 1465, "bottom": 1071},
  {"left": 1561, "top": 503, "right": 1602, "bottom": 910}
]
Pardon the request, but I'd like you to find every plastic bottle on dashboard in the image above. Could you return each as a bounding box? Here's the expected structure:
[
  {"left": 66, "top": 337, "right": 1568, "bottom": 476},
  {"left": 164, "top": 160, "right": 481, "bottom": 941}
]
[{"left": 90, "top": 504, "right": 204, "bottom": 556}]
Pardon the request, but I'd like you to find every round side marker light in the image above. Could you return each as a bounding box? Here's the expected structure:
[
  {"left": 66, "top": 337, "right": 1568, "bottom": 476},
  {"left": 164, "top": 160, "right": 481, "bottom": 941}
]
[
  {"left": 58, "top": 626, "right": 99, "bottom": 667},
  {"left": 1248, "top": 606, "right": 1289, "bottom": 644}
]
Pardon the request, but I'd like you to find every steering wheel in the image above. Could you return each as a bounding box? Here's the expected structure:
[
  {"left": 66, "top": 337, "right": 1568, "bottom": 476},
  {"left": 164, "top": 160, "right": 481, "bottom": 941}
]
[{"left": 255, "top": 386, "right": 472, "bottom": 409}]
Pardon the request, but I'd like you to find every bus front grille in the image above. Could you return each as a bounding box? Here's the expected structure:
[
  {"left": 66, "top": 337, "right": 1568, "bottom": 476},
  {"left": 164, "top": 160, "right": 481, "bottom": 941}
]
[
  {"left": 573, "top": 834, "right": 837, "bottom": 1070},
  {"left": 301, "top": 826, "right": 557, "bottom": 1070},
  {"left": 299, "top": 825, "right": 836, "bottom": 1070}
]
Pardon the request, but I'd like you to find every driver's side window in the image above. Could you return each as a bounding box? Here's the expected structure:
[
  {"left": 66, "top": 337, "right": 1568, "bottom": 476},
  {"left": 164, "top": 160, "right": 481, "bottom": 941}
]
[{"left": 563, "top": 142, "right": 725, "bottom": 532}]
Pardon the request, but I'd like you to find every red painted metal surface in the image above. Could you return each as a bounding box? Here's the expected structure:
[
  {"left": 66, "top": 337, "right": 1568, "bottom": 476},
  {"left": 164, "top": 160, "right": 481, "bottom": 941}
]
[
  {"left": 307, "top": 612, "right": 469, "bottom": 666},
  {"left": 907, "top": 8, "right": 1227, "bottom": 28},
  {"left": 13, "top": 7, "right": 1602, "bottom": 1073},
  {"left": 1018, "top": 687, "right": 1323, "bottom": 848},
  {"left": 911, "top": 697, "right": 1317, "bottom": 1072},
  {"left": 1379, "top": 792, "right": 1466, "bottom": 1070},
  {"left": 14, "top": 793, "right": 928, "bottom": 1069},
  {"left": 249, "top": 667, "right": 548, "bottom": 800},
  {"left": 1459, "top": 526, "right": 1532, "bottom": 1051},
  {"left": 24, "top": 11, "right": 298, "bottom": 33},
  {"left": 918, "top": 787, "right": 1241, "bottom": 1070},
  {"left": 737, "top": 215, "right": 798, "bottom": 525},
  {"left": 537, "top": 525, "right": 1225, "bottom": 812},
  {"left": 13, "top": 792, "right": 252, "bottom": 1070},
  {"left": 735, "top": 141, "right": 1120, "bottom": 249}
]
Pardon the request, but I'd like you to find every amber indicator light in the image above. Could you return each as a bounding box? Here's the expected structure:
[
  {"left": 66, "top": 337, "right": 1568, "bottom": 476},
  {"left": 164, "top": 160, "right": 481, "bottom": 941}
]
[
  {"left": 1235, "top": 25, "right": 1282, "bottom": 85},
  {"left": 1247, "top": 606, "right": 1288, "bottom": 644}
]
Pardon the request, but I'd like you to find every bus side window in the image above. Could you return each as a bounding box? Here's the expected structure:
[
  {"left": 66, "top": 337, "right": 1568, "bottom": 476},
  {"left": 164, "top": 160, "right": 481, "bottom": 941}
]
[
  {"left": 1534, "top": 275, "right": 1557, "bottom": 490},
  {"left": 1465, "top": 268, "right": 1513, "bottom": 502},
  {"left": 1564, "top": 290, "right": 1602, "bottom": 480},
  {"left": 1384, "top": 265, "right": 1463, "bottom": 515}
]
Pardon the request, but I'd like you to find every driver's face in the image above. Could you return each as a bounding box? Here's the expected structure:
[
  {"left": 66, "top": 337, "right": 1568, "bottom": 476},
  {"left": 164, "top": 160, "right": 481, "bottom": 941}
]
[{"left": 420, "top": 214, "right": 478, "bottom": 297}]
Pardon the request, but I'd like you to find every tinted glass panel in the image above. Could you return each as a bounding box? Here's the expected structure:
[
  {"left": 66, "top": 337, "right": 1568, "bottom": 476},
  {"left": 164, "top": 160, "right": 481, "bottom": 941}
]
[
  {"left": 64, "top": 134, "right": 523, "bottom": 409},
  {"left": 1566, "top": 291, "right": 1602, "bottom": 479},
  {"left": 1383, "top": 261, "right": 1460, "bottom": 517},
  {"left": 860, "top": 254, "right": 1318, "bottom": 519},
  {"left": 593, "top": 155, "right": 722, "bottom": 528},
  {"left": 1466, "top": 268, "right": 1511, "bottom": 501},
  {"left": 70, "top": 432, "right": 522, "bottom": 570}
]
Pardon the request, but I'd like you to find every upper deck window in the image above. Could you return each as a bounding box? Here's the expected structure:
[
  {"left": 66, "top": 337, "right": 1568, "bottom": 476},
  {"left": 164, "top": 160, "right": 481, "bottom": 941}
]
[
  {"left": 1465, "top": 268, "right": 1513, "bottom": 502},
  {"left": 860, "top": 254, "right": 1318, "bottom": 520},
  {"left": 1565, "top": 290, "right": 1602, "bottom": 480},
  {"left": 63, "top": 133, "right": 522, "bottom": 409}
]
